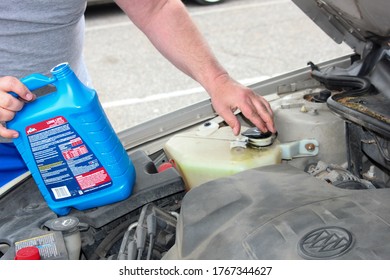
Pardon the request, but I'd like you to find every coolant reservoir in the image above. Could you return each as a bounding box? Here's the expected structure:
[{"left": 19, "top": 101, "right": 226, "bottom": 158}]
[
  {"left": 273, "top": 90, "right": 347, "bottom": 166},
  {"left": 164, "top": 122, "right": 281, "bottom": 189}
]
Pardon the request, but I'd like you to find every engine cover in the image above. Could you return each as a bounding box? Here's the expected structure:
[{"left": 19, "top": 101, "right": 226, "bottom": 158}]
[{"left": 164, "top": 164, "right": 390, "bottom": 259}]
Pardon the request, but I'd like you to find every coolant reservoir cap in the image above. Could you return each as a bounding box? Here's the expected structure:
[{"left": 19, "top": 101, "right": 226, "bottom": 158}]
[
  {"left": 241, "top": 127, "right": 272, "bottom": 139},
  {"left": 241, "top": 127, "right": 277, "bottom": 147},
  {"left": 15, "top": 246, "right": 41, "bottom": 260},
  {"left": 44, "top": 216, "right": 79, "bottom": 233}
]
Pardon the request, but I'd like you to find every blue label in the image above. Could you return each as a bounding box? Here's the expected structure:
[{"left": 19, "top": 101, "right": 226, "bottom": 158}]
[{"left": 26, "top": 116, "right": 113, "bottom": 201}]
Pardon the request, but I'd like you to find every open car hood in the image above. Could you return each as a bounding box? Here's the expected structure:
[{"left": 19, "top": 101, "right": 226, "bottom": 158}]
[
  {"left": 293, "top": 0, "right": 390, "bottom": 56},
  {"left": 293, "top": 0, "right": 390, "bottom": 138}
]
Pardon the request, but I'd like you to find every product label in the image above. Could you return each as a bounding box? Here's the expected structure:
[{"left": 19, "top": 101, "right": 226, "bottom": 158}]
[
  {"left": 26, "top": 116, "right": 112, "bottom": 201},
  {"left": 15, "top": 233, "right": 65, "bottom": 260}
]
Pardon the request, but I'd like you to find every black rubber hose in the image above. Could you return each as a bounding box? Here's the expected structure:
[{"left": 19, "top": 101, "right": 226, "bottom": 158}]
[
  {"left": 89, "top": 218, "right": 137, "bottom": 260},
  {"left": 311, "top": 70, "right": 372, "bottom": 95}
]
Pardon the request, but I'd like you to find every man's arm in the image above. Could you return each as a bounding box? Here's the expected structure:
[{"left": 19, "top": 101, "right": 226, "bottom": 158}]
[{"left": 115, "top": 0, "right": 275, "bottom": 135}]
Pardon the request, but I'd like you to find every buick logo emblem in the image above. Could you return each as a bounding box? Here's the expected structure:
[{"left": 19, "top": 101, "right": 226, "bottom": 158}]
[{"left": 299, "top": 226, "right": 353, "bottom": 259}]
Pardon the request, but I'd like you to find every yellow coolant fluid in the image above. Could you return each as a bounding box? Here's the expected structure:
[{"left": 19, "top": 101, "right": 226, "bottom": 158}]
[{"left": 164, "top": 122, "right": 281, "bottom": 189}]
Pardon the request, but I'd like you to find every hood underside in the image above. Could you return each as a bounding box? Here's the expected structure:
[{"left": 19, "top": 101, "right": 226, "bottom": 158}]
[{"left": 292, "top": 0, "right": 390, "bottom": 55}]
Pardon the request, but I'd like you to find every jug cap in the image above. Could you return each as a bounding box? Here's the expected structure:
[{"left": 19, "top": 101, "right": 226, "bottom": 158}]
[{"left": 15, "top": 246, "right": 41, "bottom": 260}]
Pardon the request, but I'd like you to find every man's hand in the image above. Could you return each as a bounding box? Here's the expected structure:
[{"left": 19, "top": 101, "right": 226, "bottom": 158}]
[
  {"left": 208, "top": 73, "right": 275, "bottom": 136},
  {"left": 0, "top": 76, "right": 35, "bottom": 138}
]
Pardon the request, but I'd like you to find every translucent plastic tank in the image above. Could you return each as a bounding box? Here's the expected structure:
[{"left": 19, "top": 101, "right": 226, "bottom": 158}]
[{"left": 164, "top": 122, "right": 281, "bottom": 189}]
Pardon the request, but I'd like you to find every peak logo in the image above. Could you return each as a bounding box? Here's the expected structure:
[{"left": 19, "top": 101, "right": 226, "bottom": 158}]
[
  {"left": 298, "top": 226, "right": 353, "bottom": 259},
  {"left": 26, "top": 127, "right": 37, "bottom": 135}
]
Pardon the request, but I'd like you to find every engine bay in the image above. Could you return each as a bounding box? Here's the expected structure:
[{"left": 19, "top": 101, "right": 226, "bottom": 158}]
[{"left": 1, "top": 41, "right": 389, "bottom": 259}]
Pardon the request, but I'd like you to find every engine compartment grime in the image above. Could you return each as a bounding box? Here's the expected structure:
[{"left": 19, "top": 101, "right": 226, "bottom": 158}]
[{"left": 337, "top": 96, "right": 390, "bottom": 124}]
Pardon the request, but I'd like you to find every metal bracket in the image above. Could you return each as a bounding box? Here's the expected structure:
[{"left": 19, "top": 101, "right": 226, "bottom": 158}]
[{"left": 279, "top": 139, "right": 319, "bottom": 160}]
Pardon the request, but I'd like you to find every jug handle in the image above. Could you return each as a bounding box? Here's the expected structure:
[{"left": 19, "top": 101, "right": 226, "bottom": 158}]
[{"left": 9, "top": 73, "right": 56, "bottom": 98}]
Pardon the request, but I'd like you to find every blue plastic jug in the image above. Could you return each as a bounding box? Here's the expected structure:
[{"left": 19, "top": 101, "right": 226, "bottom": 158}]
[
  {"left": 7, "top": 63, "right": 136, "bottom": 216},
  {"left": 0, "top": 143, "right": 29, "bottom": 186}
]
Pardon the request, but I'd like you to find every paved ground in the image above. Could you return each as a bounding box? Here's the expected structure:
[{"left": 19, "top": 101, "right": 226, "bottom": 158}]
[{"left": 84, "top": 0, "right": 351, "bottom": 133}]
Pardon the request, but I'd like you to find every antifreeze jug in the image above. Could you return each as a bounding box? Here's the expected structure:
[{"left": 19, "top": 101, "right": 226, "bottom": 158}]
[{"left": 7, "top": 63, "right": 136, "bottom": 216}]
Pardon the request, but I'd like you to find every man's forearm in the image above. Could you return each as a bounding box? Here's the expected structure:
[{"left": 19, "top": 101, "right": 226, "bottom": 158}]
[{"left": 115, "top": 0, "right": 228, "bottom": 92}]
